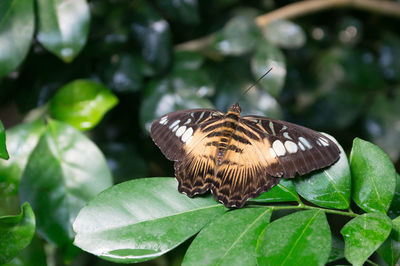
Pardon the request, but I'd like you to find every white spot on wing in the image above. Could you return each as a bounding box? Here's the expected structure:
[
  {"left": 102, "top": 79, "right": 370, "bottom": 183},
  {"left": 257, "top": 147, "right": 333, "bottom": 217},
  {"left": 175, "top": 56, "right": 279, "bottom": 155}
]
[
  {"left": 269, "top": 121, "right": 276, "bottom": 136},
  {"left": 283, "top": 132, "right": 292, "bottom": 140},
  {"left": 169, "top": 120, "right": 180, "bottom": 129},
  {"left": 159, "top": 116, "right": 168, "bottom": 125},
  {"left": 272, "top": 140, "right": 286, "bottom": 156},
  {"left": 181, "top": 127, "right": 193, "bottom": 143},
  {"left": 184, "top": 118, "right": 192, "bottom": 125},
  {"left": 172, "top": 125, "right": 179, "bottom": 132},
  {"left": 299, "top": 137, "right": 313, "bottom": 149},
  {"left": 298, "top": 142, "right": 306, "bottom": 151},
  {"left": 318, "top": 137, "right": 329, "bottom": 146},
  {"left": 280, "top": 125, "right": 288, "bottom": 131},
  {"left": 176, "top": 126, "right": 186, "bottom": 137},
  {"left": 285, "top": 141, "right": 298, "bottom": 153}
]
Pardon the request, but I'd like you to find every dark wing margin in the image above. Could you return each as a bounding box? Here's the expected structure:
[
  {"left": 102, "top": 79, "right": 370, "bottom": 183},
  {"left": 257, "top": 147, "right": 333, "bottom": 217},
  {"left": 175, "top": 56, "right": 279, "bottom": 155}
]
[
  {"left": 240, "top": 116, "right": 341, "bottom": 178},
  {"left": 150, "top": 108, "right": 223, "bottom": 161}
]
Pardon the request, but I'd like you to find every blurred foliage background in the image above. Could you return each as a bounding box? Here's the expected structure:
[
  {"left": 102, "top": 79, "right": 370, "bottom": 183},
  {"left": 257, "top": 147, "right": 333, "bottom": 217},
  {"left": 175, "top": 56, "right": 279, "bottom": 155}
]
[{"left": 1, "top": 0, "right": 400, "bottom": 265}]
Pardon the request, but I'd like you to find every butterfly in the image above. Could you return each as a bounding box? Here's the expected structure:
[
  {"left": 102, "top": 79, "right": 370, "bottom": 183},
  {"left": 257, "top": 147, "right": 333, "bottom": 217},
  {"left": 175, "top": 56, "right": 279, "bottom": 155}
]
[{"left": 150, "top": 103, "right": 340, "bottom": 208}]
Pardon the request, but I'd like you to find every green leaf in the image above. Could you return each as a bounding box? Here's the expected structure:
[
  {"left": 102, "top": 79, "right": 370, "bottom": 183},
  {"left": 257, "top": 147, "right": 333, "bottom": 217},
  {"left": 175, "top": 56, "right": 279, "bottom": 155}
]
[
  {"left": 250, "top": 179, "right": 300, "bottom": 203},
  {"left": 365, "top": 89, "right": 400, "bottom": 161},
  {"left": 154, "top": 0, "right": 199, "bottom": 25},
  {"left": 36, "top": 0, "right": 90, "bottom": 62},
  {"left": 377, "top": 216, "right": 400, "bottom": 266},
  {"left": 257, "top": 210, "right": 331, "bottom": 265},
  {"left": 341, "top": 212, "right": 392, "bottom": 266},
  {"left": 2, "top": 236, "right": 47, "bottom": 266},
  {"left": 131, "top": 0, "right": 172, "bottom": 73},
  {"left": 49, "top": 80, "right": 119, "bottom": 131},
  {"left": 213, "top": 15, "right": 260, "bottom": 55},
  {"left": 388, "top": 174, "right": 400, "bottom": 219},
  {"left": 0, "top": 202, "right": 35, "bottom": 264},
  {"left": 350, "top": 138, "right": 396, "bottom": 213},
  {"left": 183, "top": 208, "right": 271, "bottom": 265},
  {"left": 262, "top": 19, "right": 306, "bottom": 49},
  {"left": 73, "top": 178, "right": 227, "bottom": 263},
  {"left": 250, "top": 39, "right": 286, "bottom": 97},
  {"left": 0, "top": 0, "right": 34, "bottom": 77},
  {"left": 328, "top": 234, "right": 345, "bottom": 263},
  {"left": 0, "top": 121, "right": 9, "bottom": 159},
  {"left": 0, "top": 120, "right": 46, "bottom": 195},
  {"left": 295, "top": 134, "right": 351, "bottom": 209},
  {"left": 19, "top": 120, "right": 112, "bottom": 246}
]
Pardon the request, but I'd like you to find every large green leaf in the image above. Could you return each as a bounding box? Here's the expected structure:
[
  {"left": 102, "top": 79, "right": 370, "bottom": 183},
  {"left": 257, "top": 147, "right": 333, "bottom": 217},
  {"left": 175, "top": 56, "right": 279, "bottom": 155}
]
[
  {"left": 295, "top": 134, "right": 351, "bottom": 209},
  {"left": 0, "top": 121, "right": 9, "bottom": 160},
  {"left": 131, "top": 0, "right": 172, "bottom": 73},
  {"left": 350, "top": 138, "right": 396, "bottom": 213},
  {"left": 213, "top": 15, "right": 260, "bottom": 55},
  {"left": 19, "top": 120, "right": 112, "bottom": 246},
  {"left": 261, "top": 19, "right": 306, "bottom": 49},
  {"left": 250, "top": 179, "right": 299, "bottom": 203},
  {"left": 257, "top": 210, "right": 331, "bottom": 265},
  {"left": 0, "top": 120, "right": 46, "bottom": 195},
  {"left": 0, "top": 202, "right": 35, "bottom": 264},
  {"left": 250, "top": 39, "right": 286, "bottom": 97},
  {"left": 183, "top": 208, "right": 271, "bottom": 265},
  {"left": 341, "top": 212, "right": 392, "bottom": 266},
  {"left": 49, "top": 80, "right": 119, "bottom": 131},
  {"left": 36, "top": 0, "right": 90, "bottom": 62},
  {"left": 0, "top": 0, "right": 34, "bottom": 77},
  {"left": 377, "top": 216, "right": 400, "bottom": 266},
  {"left": 2, "top": 236, "right": 46, "bottom": 266},
  {"left": 73, "top": 178, "right": 227, "bottom": 263}
]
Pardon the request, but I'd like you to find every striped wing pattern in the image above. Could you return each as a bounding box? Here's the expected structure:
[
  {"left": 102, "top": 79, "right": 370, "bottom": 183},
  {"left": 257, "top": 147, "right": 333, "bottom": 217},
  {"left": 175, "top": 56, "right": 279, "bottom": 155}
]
[{"left": 150, "top": 104, "right": 340, "bottom": 208}]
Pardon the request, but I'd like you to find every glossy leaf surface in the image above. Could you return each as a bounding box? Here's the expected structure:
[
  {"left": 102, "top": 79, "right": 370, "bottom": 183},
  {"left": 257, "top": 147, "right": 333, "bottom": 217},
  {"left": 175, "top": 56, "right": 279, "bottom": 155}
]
[
  {"left": 295, "top": 134, "right": 351, "bottom": 209},
  {"left": 341, "top": 212, "right": 392, "bottom": 266},
  {"left": 131, "top": 0, "right": 171, "bottom": 73},
  {"left": 350, "top": 138, "right": 396, "bottom": 213},
  {"left": 49, "top": 80, "right": 119, "bottom": 131},
  {"left": 0, "top": 120, "right": 46, "bottom": 195},
  {"left": 73, "top": 178, "right": 227, "bottom": 263},
  {"left": 251, "top": 40, "right": 286, "bottom": 97},
  {"left": 19, "top": 120, "right": 112, "bottom": 246},
  {"left": 183, "top": 208, "right": 271, "bottom": 266},
  {"left": 0, "top": 121, "right": 8, "bottom": 159},
  {"left": 262, "top": 19, "right": 306, "bottom": 49},
  {"left": 0, "top": 0, "right": 34, "bottom": 77},
  {"left": 257, "top": 210, "right": 331, "bottom": 265},
  {"left": 213, "top": 15, "right": 260, "bottom": 55},
  {"left": 2, "top": 236, "right": 46, "bottom": 266},
  {"left": 36, "top": 0, "right": 90, "bottom": 62},
  {"left": 250, "top": 179, "right": 299, "bottom": 203},
  {"left": 388, "top": 174, "right": 400, "bottom": 219},
  {"left": 0, "top": 202, "right": 35, "bottom": 264}
]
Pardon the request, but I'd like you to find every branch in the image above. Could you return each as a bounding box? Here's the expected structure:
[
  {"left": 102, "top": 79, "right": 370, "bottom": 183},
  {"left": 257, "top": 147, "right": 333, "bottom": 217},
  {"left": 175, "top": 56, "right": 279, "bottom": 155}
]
[{"left": 176, "top": 0, "right": 400, "bottom": 51}]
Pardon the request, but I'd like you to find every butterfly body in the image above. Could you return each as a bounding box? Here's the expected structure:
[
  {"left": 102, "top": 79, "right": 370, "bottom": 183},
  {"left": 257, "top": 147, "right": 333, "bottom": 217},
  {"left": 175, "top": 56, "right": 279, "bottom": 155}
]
[{"left": 151, "top": 103, "right": 340, "bottom": 208}]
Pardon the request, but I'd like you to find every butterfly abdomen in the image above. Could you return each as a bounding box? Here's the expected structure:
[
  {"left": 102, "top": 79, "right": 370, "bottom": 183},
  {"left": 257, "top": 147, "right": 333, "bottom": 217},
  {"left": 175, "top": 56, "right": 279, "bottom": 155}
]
[{"left": 215, "top": 110, "right": 241, "bottom": 165}]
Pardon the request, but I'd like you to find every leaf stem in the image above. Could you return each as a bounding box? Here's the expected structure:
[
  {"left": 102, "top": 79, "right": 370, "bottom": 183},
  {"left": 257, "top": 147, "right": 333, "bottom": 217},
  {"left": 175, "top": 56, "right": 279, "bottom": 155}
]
[
  {"left": 176, "top": 0, "right": 400, "bottom": 52},
  {"left": 366, "top": 259, "right": 379, "bottom": 266},
  {"left": 262, "top": 203, "right": 359, "bottom": 217}
]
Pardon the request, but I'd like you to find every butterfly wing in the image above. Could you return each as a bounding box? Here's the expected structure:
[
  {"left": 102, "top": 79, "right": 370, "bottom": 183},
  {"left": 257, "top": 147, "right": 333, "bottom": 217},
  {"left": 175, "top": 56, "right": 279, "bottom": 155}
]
[
  {"left": 150, "top": 109, "right": 224, "bottom": 161},
  {"left": 151, "top": 109, "right": 224, "bottom": 196},
  {"left": 210, "top": 116, "right": 340, "bottom": 207},
  {"left": 240, "top": 116, "right": 340, "bottom": 178}
]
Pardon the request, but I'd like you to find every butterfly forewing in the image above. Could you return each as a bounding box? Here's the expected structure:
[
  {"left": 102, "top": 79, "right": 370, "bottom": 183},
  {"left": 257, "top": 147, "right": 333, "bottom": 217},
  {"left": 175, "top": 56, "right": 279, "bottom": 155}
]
[
  {"left": 150, "top": 109, "right": 224, "bottom": 161},
  {"left": 241, "top": 116, "right": 340, "bottom": 177}
]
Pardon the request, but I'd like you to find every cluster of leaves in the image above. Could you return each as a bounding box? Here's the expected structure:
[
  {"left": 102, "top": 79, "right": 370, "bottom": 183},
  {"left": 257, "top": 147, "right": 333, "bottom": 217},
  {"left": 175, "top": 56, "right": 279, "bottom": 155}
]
[{"left": 1, "top": 0, "right": 400, "bottom": 265}]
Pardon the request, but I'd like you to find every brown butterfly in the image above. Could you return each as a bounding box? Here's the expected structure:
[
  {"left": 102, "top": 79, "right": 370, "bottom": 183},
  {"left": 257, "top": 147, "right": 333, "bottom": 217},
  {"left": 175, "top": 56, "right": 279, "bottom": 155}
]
[{"left": 150, "top": 103, "right": 340, "bottom": 208}]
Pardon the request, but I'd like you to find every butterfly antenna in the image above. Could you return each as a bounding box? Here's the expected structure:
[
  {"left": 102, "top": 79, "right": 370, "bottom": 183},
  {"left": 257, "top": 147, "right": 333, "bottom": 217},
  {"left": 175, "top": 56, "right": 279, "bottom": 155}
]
[{"left": 237, "top": 67, "right": 273, "bottom": 102}]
